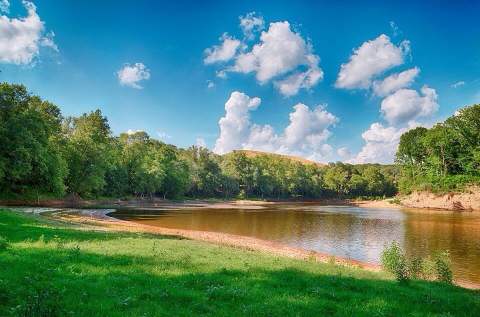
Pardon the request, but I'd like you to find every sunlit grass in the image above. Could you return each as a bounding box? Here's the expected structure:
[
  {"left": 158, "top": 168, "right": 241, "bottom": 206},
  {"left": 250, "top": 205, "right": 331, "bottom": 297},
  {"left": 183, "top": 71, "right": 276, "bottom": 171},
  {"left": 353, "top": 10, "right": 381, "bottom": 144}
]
[{"left": 0, "top": 209, "right": 478, "bottom": 316}]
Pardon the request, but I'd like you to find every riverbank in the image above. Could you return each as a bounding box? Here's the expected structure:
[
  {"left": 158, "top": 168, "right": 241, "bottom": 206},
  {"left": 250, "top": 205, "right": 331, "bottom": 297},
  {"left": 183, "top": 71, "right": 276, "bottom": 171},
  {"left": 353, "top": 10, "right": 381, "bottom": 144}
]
[
  {"left": 1, "top": 209, "right": 478, "bottom": 316},
  {"left": 400, "top": 187, "right": 480, "bottom": 211},
  {"left": 3, "top": 192, "right": 479, "bottom": 213}
]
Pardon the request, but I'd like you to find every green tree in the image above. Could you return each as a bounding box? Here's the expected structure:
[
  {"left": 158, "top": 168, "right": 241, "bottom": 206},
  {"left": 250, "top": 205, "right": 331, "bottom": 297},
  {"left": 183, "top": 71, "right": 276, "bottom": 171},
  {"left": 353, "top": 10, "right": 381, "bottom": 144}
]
[
  {"left": 0, "top": 83, "right": 66, "bottom": 197},
  {"left": 63, "top": 110, "right": 112, "bottom": 197}
]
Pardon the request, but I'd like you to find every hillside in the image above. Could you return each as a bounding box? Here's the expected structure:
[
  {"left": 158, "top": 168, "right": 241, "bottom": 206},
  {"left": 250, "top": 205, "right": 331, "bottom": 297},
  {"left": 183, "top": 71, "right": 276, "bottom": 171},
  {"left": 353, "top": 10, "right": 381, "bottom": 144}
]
[{"left": 232, "top": 150, "right": 326, "bottom": 167}]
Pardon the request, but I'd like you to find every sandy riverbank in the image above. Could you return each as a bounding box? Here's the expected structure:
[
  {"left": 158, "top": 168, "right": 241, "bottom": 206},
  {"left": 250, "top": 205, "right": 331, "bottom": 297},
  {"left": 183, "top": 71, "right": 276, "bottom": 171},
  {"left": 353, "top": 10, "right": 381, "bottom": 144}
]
[{"left": 401, "top": 187, "right": 480, "bottom": 212}]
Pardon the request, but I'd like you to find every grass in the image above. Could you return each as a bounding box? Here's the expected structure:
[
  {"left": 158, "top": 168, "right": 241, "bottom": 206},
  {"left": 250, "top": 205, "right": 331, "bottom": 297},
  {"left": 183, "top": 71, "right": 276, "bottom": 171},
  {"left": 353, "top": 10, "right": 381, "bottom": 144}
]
[{"left": 0, "top": 210, "right": 479, "bottom": 316}]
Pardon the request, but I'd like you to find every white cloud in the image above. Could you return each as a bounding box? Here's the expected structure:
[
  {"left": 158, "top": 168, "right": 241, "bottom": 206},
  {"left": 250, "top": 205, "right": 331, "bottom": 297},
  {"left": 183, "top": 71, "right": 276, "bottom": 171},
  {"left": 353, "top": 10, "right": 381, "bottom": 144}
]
[
  {"left": 380, "top": 85, "right": 438, "bottom": 125},
  {"left": 40, "top": 31, "right": 58, "bottom": 52},
  {"left": 117, "top": 62, "right": 151, "bottom": 89},
  {"left": 239, "top": 12, "right": 264, "bottom": 40},
  {"left": 274, "top": 54, "right": 323, "bottom": 97},
  {"left": 451, "top": 81, "right": 465, "bottom": 88},
  {"left": 349, "top": 120, "right": 431, "bottom": 164},
  {"left": 349, "top": 123, "right": 407, "bottom": 164},
  {"left": 207, "top": 80, "right": 215, "bottom": 89},
  {"left": 0, "top": 1, "right": 57, "bottom": 65},
  {"left": 232, "top": 22, "right": 322, "bottom": 85},
  {"left": 214, "top": 91, "right": 337, "bottom": 162},
  {"left": 204, "top": 33, "right": 241, "bottom": 65},
  {"left": 196, "top": 137, "right": 207, "bottom": 148},
  {"left": 335, "top": 34, "right": 410, "bottom": 89},
  {"left": 282, "top": 103, "right": 337, "bottom": 149},
  {"left": 372, "top": 67, "right": 420, "bottom": 96},
  {"left": 204, "top": 18, "right": 324, "bottom": 96},
  {"left": 337, "top": 147, "right": 351, "bottom": 159},
  {"left": 213, "top": 91, "right": 261, "bottom": 154},
  {"left": 0, "top": 0, "right": 9, "bottom": 13}
]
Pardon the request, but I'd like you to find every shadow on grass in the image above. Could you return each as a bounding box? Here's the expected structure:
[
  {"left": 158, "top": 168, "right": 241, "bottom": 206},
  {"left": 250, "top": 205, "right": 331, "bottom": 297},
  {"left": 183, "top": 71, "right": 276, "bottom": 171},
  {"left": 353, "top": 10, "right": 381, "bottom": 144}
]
[
  {"left": 0, "top": 209, "right": 181, "bottom": 244},
  {"left": 1, "top": 247, "right": 479, "bottom": 316}
]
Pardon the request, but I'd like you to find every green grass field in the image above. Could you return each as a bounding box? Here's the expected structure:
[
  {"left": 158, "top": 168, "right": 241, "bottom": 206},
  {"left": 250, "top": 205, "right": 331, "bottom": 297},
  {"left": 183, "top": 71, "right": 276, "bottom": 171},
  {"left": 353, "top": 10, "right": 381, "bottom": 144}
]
[{"left": 0, "top": 209, "right": 479, "bottom": 316}]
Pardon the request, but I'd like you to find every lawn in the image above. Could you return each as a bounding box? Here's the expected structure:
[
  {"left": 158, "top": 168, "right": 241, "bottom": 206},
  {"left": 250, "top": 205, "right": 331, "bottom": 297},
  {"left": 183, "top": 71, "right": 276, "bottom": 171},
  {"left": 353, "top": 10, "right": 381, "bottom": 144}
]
[{"left": 0, "top": 209, "right": 479, "bottom": 316}]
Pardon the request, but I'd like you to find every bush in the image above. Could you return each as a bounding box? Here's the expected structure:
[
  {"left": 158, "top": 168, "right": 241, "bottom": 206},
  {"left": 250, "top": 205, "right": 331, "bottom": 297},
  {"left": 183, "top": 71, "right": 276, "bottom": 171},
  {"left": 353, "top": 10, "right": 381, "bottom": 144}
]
[
  {"left": 433, "top": 251, "right": 453, "bottom": 284},
  {"left": 408, "top": 256, "right": 423, "bottom": 279},
  {"left": 381, "top": 243, "right": 454, "bottom": 285},
  {"left": 381, "top": 241, "right": 409, "bottom": 282},
  {"left": 421, "top": 257, "right": 436, "bottom": 280}
]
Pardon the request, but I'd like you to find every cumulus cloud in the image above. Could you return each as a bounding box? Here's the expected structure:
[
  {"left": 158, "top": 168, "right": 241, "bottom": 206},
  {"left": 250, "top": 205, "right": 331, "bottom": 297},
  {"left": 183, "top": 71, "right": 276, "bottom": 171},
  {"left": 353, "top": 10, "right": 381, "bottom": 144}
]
[
  {"left": 451, "top": 81, "right": 465, "bottom": 88},
  {"left": 380, "top": 85, "right": 438, "bottom": 125},
  {"left": 335, "top": 34, "right": 410, "bottom": 89},
  {"left": 207, "top": 80, "right": 215, "bottom": 89},
  {"left": 349, "top": 123, "right": 408, "bottom": 164},
  {"left": 232, "top": 22, "right": 322, "bottom": 84},
  {"left": 274, "top": 54, "right": 323, "bottom": 97},
  {"left": 239, "top": 12, "right": 264, "bottom": 40},
  {"left": 213, "top": 91, "right": 261, "bottom": 154},
  {"left": 205, "top": 19, "right": 323, "bottom": 96},
  {"left": 117, "top": 63, "right": 151, "bottom": 89},
  {"left": 214, "top": 91, "right": 337, "bottom": 162},
  {"left": 0, "top": 1, "right": 58, "bottom": 65},
  {"left": 337, "top": 147, "right": 351, "bottom": 159},
  {"left": 204, "top": 33, "right": 241, "bottom": 65},
  {"left": 372, "top": 67, "right": 420, "bottom": 96}
]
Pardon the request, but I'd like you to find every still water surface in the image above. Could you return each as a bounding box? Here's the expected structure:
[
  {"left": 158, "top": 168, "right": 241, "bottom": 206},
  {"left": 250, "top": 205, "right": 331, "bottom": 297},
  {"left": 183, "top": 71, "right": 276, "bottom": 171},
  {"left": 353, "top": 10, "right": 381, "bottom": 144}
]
[{"left": 111, "top": 204, "right": 480, "bottom": 284}]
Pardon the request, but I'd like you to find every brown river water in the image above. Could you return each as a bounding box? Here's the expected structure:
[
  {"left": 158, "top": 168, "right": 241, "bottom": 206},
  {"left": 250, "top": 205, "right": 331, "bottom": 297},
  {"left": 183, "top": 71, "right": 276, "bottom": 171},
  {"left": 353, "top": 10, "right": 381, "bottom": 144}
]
[{"left": 110, "top": 203, "right": 480, "bottom": 285}]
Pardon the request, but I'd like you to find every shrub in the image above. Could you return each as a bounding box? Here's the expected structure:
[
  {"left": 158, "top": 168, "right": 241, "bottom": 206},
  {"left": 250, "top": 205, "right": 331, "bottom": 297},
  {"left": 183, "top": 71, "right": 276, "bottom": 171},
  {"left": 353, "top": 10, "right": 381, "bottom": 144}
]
[
  {"left": 421, "top": 257, "right": 436, "bottom": 280},
  {"left": 381, "top": 241, "right": 409, "bottom": 282},
  {"left": 408, "top": 256, "right": 423, "bottom": 279},
  {"left": 433, "top": 251, "right": 453, "bottom": 284}
]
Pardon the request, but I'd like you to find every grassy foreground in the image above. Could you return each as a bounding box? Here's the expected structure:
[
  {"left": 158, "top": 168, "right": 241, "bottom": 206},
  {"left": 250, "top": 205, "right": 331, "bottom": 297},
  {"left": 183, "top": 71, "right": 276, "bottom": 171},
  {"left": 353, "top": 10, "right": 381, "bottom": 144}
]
[{"left": 0, "top": 210, "right": 479, "bottom": 316}]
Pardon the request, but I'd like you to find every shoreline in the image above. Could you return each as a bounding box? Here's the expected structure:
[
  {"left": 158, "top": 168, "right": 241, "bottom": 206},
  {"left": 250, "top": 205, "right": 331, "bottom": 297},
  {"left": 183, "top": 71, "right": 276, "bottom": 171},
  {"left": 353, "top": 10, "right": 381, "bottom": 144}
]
[
  {"left": 0, "top": 196, "right": 404, "bottom": 211},
  {"left": 3, "top": 194, "right": 478, "bottom": 212},
  {"left": 7, "top": 205, "right": 478, "bottom": 290}
]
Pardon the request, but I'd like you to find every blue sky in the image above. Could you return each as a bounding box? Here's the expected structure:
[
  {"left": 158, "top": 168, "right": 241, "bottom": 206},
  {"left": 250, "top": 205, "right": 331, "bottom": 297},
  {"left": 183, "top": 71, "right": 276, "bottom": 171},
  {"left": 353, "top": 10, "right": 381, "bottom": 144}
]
[{"left": 1, "top": 0, "right": 479, "bottom": 163}]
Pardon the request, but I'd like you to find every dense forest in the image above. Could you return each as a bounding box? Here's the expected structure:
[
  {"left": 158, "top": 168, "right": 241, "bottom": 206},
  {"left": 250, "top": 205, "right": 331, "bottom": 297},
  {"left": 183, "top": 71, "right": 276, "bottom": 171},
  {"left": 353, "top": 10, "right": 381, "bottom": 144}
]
[
  {"left": 2, "top": 82, "right": 477, "bottom": 201},
  {"left": 396, "top": 104, "right": 480, "bottom": 193}
]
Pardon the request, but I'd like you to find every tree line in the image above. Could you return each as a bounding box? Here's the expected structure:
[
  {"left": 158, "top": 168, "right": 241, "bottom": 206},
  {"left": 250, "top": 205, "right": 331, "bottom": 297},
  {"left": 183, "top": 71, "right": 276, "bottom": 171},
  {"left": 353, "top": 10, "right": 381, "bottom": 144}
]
[
  {"left": 396, "top": 104, "right": 480, "bottom": 193},
  {"left": 1, "top": 83, "right": 400, "bottom": 200}
]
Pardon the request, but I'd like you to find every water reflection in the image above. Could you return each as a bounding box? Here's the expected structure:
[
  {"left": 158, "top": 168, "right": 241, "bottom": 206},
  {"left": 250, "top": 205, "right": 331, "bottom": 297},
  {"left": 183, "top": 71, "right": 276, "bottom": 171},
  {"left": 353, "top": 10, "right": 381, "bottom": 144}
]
[{"left": 111, "top": 204, "right": 480, "bottom": 284}]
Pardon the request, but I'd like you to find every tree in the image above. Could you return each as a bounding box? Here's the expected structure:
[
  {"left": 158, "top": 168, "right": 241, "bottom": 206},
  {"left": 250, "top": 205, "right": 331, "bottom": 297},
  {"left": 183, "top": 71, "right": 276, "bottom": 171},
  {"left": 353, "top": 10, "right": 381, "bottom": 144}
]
[
  {"left": 63, "top": 110, "right": 112, "bottom": 197},
  {"left": 0, "top": 83, "right": 66, "bottom": 197}
]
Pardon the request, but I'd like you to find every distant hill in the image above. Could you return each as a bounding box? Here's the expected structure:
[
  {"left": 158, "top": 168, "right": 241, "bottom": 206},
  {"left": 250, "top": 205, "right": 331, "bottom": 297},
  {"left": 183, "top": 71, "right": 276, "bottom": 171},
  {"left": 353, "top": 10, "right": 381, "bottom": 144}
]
[{"left": 231, "top": 150, "right": 326, "bottom": 167}]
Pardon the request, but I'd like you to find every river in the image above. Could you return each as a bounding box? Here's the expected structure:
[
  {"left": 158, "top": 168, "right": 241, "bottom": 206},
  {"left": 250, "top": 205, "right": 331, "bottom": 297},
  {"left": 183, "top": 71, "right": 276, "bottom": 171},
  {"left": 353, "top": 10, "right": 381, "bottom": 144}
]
[{"left": 110, "top": 203, "right": 480, "bottom": 285}]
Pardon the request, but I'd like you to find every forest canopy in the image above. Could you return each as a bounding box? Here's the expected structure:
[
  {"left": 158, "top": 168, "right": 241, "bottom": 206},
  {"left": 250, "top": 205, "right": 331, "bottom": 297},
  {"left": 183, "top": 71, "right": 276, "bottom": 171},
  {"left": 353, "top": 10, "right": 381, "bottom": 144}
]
[
  {"left": 396, "top": 104, "right": 480, "bottom": 193},
  {"left": 1, "top": 83, "right": 478, "bottom": 200}
]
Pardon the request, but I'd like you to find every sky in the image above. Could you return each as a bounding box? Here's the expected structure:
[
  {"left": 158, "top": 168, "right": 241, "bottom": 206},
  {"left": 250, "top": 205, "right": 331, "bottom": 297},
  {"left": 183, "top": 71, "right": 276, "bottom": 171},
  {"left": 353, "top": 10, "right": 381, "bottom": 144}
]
[{"left": 1, "top": 0, "right": 479, "bottom": 163}]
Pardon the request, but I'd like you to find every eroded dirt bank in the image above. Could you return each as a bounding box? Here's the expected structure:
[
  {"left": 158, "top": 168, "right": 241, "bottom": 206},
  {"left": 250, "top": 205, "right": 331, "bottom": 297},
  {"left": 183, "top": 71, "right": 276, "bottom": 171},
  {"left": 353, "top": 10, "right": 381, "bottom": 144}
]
[{"left": 401, "top": 187, "right": 480, "bottom": 212}]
